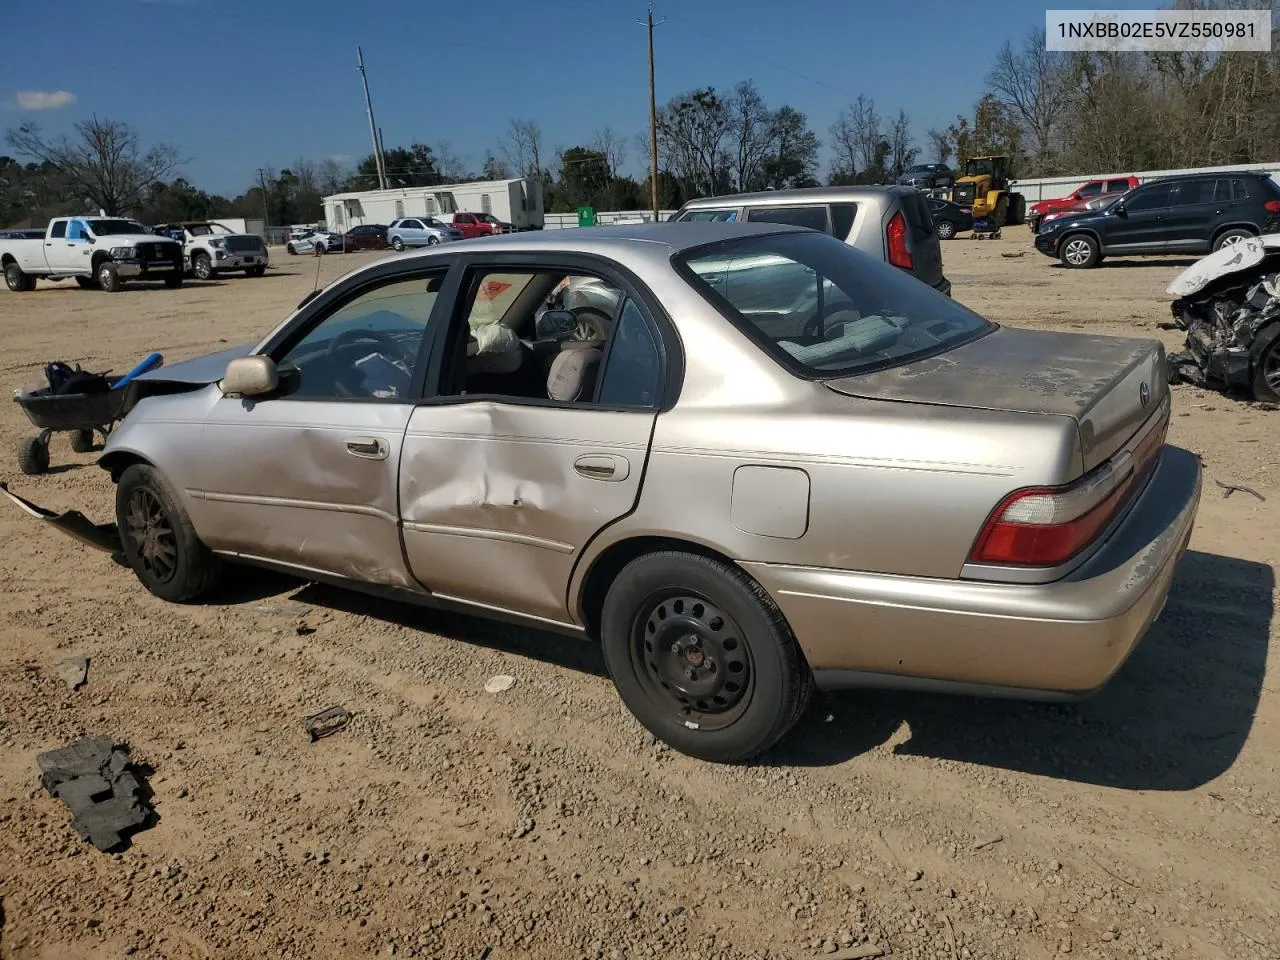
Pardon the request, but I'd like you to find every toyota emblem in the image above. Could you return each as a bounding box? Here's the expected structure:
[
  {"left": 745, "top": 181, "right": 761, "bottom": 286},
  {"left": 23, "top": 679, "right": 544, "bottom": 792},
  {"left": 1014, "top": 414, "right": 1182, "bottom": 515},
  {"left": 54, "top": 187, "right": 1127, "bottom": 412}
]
[{"left": 1139, "top": 381, "right": 1150, "bottom": 408}]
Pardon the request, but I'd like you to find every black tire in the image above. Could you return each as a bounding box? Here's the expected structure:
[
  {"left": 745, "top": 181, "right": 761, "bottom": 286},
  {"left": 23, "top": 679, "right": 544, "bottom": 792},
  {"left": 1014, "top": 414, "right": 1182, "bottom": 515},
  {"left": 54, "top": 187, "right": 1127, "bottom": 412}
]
[
  {"left": 315, "top": 242, "right": 327, "bottom": 255},
  {"left": 1252, "top": 327, "right": 1280, "bottom": 403},
  {"left": 163, "top": 274, "right": 184, "bottom": 288},
  {"left": 286, "top": 243, "right": 297, "bottom": 255},
  {"left": 936, "top": 219, "right": 957, "bottom": 240},
  {"left": 70, "top": 429, "right": 95, "bottom": 454},
  {"left": 427, "top": 235, "right": 440, "bottom": 245},
  {"left": 192, "top": 252, "right": 213, "bottom": 281},
  {"left": 115, "top": 464, "right": 221, "bottom": 603},
  {"left": 391, "top": 236, "right": 405, "bottom": 252},
  {"left": 97, "top": 261, "right": 123, "bottom": 292},
  {"left": 5, "top": 261, "right": 36, "bottom": 292},
  {"left": 600, "top": 551, "right": 812, "bottom": 762},
  {"left": 17, "top": 436, "right": 49, "bottom": 475},
  {"left": 246, "top": 265, "right": 266, "bottom": 277},
  {"left": 1058, "top": 233, "right": 1100, "bottom": 268},
  {"left": 75, "top": 275, "right": 100, "bottom": 290},
  {"left": 1214, "top": 228, "right": 1254, "bottom": 252}
]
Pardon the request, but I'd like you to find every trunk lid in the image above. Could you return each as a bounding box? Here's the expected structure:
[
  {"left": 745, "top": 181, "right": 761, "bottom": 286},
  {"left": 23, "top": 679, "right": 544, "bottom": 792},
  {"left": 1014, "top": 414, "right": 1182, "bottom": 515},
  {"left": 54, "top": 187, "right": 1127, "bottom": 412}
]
[{"left": 823, "top": 326, "right": 1167, "bottom": 473}]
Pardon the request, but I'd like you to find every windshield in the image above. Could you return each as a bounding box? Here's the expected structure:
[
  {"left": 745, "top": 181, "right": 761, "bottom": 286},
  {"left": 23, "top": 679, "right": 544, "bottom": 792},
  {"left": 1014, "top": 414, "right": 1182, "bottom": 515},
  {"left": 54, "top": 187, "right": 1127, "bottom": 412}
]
[
  {"left": 963, "top": 158, "right": 998, "bottom": 178},
  {"left": 678, "top": 232, "right": 992, "bottom": 378},
  {"left": 477, "top": 213, "right": 499, "bottom": 223},
  {"left": 88, "top": 219, "right": 149, "bottom": 236}
]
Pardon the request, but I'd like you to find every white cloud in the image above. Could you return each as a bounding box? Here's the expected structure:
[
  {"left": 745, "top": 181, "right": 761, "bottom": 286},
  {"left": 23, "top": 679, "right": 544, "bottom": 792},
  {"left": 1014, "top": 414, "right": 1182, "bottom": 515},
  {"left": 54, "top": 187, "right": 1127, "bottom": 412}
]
[
  {"left": 328, "top": 154, "right": 353, "bottom": 164},
  {"left": 16, "top": 90, "right": 76, "bottom": 111}
]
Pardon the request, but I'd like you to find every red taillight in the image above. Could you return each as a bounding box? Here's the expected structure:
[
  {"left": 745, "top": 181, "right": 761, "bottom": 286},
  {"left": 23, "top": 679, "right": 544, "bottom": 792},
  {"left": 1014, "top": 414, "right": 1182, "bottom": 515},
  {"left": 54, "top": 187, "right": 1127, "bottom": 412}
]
[
  {"left": 1264, "top": 200, "right": 1280, "bottom": 213},
  {"left": 886, "top": 211, "right": 913, "bottom": 269}
]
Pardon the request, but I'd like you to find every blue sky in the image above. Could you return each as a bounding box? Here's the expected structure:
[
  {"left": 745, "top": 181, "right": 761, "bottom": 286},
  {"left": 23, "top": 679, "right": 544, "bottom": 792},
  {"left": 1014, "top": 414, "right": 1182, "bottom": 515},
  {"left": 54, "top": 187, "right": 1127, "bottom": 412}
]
[{"left": 2, "top": 0, "right": 1161, "bottom": 197}]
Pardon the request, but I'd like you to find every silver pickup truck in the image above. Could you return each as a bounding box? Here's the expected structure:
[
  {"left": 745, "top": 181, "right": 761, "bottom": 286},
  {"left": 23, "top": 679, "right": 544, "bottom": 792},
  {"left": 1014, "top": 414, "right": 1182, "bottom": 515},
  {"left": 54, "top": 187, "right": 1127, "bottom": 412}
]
[{"left": 1, "top": 217, "right": 185, "bottom": 292}]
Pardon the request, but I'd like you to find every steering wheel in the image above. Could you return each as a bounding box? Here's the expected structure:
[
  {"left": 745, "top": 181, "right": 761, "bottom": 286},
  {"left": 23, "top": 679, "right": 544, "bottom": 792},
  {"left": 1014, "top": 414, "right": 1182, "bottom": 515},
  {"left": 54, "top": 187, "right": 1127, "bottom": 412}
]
[{"left": 325, "top": 327, "right": 411, "bottom": 363}]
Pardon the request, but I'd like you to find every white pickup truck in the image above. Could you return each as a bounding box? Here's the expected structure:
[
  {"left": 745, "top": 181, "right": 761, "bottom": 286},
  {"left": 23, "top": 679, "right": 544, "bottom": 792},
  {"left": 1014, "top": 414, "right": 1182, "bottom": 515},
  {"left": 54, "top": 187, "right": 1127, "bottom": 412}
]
[
  {"left": 151, "top": 221, "right": 269, "bottom": 280},
  {"left": 1, "top": 217, "right": 185, "bottom": 293}
]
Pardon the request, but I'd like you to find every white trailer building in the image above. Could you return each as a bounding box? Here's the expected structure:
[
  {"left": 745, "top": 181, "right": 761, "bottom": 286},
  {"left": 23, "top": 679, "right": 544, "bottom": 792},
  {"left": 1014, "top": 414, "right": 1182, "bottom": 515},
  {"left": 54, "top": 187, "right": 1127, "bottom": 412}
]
[{"left": 322, "top": 178, "right": 544, "bottom": 233}]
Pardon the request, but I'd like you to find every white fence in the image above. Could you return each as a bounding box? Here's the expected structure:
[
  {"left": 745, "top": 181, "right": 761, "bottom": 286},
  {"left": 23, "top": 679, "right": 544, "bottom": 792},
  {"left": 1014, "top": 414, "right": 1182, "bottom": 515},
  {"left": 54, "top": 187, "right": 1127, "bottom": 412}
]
[
  {"left": 543, "top": 209, "right": 678, "bottom": 230},
  {"left": 1010, "top": 161, "right": 1280, "bottom": 202}
]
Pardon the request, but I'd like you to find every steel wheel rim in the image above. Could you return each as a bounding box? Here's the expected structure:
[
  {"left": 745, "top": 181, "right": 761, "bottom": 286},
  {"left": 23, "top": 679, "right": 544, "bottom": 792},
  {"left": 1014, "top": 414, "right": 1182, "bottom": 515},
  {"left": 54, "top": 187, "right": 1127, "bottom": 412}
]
[
  {"left": 98, "top": 264, "right": 113, "bottom": 285},
  {"left": 938, "top": 221, "right": 955, "bottom": 239},
  {"left": 630, "top": 592, "right": 755, "bottom": 731},
  {"left": 126, "top": 488, "right": 178, "bottom": 584},
  {"left": 1064, "top": 239, "right": 1091, "bottom": 264},
  {"left": 195, "top": 258, "right": 210, "bottom": 279},
  {"left": 1220, "top": 233, "right": 1246, "bottom": 247},
  {"left": 1263, "top": 341, "right": 1280, "bottom": 392},
  {"left": 5, "top": 267, "right": 19, "bottom": 290}
]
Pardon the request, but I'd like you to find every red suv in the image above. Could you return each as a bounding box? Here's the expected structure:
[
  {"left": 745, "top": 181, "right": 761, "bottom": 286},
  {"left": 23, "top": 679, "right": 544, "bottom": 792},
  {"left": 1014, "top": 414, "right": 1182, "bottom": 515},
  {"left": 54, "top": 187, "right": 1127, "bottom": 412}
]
[
  {"left": 1028, "top": 176, "right": 1138, "bottom": 233},
  {"left": 438, "top": 212, "right": 513, "bottom": 239}
]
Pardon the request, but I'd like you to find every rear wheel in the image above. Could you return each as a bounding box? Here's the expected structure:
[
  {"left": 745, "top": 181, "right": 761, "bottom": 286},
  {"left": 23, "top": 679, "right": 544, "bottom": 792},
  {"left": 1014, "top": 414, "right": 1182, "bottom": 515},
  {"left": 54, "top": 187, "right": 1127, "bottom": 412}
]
[
  {"left": 17, "top": 436, "right": 49, "bottom": 475},
  {"left": 70, "top": 429, "right": 95, "bottom": 454},
  {"left": 600, "top": 551, "right": 812, "bottom": 762},
  {"left": 116, "top": 464, "right": 221, "bottom": 603},
  {"left": 1214, "top": 228, "right": 1254, "bottom": 252},
  {"left": 936, "top": 219, "right": 957, "bottom": 240},
  {"left": 5, "top": 262, "right": 36, "bottom": 292},
  {"left": 1059, "top": 234, "right": 1100, "bottom": 268}
]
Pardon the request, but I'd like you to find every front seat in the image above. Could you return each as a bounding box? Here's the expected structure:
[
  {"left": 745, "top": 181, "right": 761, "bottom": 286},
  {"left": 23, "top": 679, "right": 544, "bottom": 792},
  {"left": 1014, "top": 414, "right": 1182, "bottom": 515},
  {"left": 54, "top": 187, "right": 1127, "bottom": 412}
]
[{"left": 547, "top": 341, "right": 604, "bottom": 402}]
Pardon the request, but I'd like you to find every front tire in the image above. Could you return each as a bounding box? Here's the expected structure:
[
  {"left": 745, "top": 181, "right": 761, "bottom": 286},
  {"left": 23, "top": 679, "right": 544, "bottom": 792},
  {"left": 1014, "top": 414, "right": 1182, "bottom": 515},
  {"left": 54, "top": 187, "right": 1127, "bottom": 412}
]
[
  {"left": 115, "top": 464, "right": 221, "bottom": 603},
  {"left": 97, "top": 261, "right": 123, "bottom": 292},
  {"left": 246, "top": 265, "right": 266, "bottom": 277},
  {"left": 391, "top": 236, "right": 405, "bottom": 252},
  {"left": 936, "top": 219, "right": 957, "bottom": 240},
  {"left": 192, "top": 252, "right": 213, "bottom": 281},
  {"left": 427, "top": 235, "right": 440, "bottom": 245},
  {"left": 600, "top": 551, "right": 812, "bottom": 762},
  {"left": 1059, "top": 233, "right": 1100, "bottom": 268},
  {"left": 1252, "top": 329, "right": 1280, "bottom": 403},
  {"left": 163, "top": 274, "right": 184, "bottom": 288},
  {"left": 75, "top": 275, "right": 100, "bottom": 290},
  {"left": 1214, "top": 228, "right": 1254, "bottom": 252},
  {"left": 286, "top": 243, "right": 297, "bottom": 255}
]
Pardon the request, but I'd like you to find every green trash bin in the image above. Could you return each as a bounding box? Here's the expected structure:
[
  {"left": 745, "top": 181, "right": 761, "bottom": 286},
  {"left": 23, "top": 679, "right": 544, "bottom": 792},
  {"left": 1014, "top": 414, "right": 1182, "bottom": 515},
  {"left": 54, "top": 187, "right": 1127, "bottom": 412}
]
[{"left": 577, "top": 206, "right": 596, "bottom": 227}]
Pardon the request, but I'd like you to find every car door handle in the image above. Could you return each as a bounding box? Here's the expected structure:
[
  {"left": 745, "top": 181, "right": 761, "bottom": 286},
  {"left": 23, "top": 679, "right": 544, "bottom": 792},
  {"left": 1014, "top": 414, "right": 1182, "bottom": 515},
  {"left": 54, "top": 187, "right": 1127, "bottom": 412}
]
[
  {"left": 345, "top": 437, "right": 389, "bottom": 460},
  {"left": 574, "top": 454, "right": 629, "bottom": 482}
]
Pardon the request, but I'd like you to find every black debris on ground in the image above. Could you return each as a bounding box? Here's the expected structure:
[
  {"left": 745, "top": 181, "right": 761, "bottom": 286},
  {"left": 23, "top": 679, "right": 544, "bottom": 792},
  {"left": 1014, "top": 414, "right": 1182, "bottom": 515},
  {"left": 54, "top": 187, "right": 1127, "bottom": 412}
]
[{"left": 36, "top": 736, "right": 155, "bottom": 852}]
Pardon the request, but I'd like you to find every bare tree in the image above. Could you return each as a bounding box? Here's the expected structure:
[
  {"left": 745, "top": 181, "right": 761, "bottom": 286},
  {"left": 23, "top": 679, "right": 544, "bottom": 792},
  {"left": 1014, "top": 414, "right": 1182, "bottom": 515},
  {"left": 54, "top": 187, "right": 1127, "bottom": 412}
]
[
  {"left": 656, "top": 88, "right": 732, "bottom": 196},
  {"left": 728, "top": 80, "right": 774, "bottom": 192},
  {"left": 926, "top": 128, "right": 952, "bottom": 165},
  {"left": 5, "top": 115, "right": 182, "bottom": 215},
  {"left": 500, "top": 119, "right": 543, "bottom": 178},
  {"left": 591, "top": 126, "right": 628, "bottom": 178},
  {"left": 315, "top": 157, "right": 348, "bottom": 196},
  {"left": 887, "top": 109, "right": 918, "bottom": 179},
  {"left": 849, "top": 95, "right": 882, "bottom": 174},
  {"left": 828, "top": 111, "right": 859, "bottom": 181},
  {"left": 986, "top": 27, "right": 1071, "bottom": 173},
  {"left": 433, "top": 140, "right": 469, "bottom": 182}
]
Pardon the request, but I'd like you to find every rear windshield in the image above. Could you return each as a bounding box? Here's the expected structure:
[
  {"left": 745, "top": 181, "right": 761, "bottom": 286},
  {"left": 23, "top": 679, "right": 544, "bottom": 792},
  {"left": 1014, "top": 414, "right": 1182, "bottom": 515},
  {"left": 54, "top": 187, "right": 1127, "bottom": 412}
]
[
  {"left": 677, "top": 208, "right": 739, "bottom": 222},
  {"left": 677, "top": 231, "right": 991, "bottom": 378}
]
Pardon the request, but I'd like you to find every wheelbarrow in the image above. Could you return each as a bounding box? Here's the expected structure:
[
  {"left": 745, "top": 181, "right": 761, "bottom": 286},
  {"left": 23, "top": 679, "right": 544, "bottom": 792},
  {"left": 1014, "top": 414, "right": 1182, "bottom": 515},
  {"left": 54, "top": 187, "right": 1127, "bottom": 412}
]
[{"left": 13, "top": 352, "right": 163, "bottom": 475}]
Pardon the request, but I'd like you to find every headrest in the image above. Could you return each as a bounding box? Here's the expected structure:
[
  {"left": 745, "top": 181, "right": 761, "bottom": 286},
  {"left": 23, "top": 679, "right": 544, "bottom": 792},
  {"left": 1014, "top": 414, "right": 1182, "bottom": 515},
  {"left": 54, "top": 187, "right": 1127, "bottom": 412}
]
[{"left": 547, "top": 344, "right": 603, "bottom": 402}]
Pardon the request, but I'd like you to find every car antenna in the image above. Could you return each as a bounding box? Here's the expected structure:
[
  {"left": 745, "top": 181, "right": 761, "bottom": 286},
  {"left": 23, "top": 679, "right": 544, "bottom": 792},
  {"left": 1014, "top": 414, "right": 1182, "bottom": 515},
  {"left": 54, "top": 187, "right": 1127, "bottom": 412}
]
[{"left": 295, "top": 253, "right": 324, "bottom": 309}]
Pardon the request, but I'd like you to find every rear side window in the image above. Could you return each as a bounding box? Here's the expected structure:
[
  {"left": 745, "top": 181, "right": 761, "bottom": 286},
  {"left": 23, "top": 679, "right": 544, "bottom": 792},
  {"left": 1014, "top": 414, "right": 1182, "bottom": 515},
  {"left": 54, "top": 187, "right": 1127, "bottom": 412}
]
[
  {"left": 830, "top": 203, "right": 857, "bottom": 241},
  {"left": 598, "top": 299, "right": 662, "bottom": 407},
  {"left": 677, "top": 209, "right": 738, "bottom": 222},
  {"left": 745, "top": 205, "right": 829, "bottom": 232},
  {"left": 1106, "top": 179, "right": 1131, "bottom": 193},
  {"left": 900, "top": 192, "right": 935, "bottom": 242},
  {"left": 1236, "top": 178, "right": 1259, "bottom": 200},
  {"left": 1181, "top": 180, "right": 1220, "bottom": 205},
  {"left": 49, "top": 221, "right": 66, "bottom": 239}
]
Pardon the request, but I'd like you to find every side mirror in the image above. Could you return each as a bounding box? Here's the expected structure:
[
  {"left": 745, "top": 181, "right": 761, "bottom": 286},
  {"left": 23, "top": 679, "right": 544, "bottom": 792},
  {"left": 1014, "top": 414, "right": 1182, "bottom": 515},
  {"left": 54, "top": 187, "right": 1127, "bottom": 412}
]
[
  {"left": 1114, "top": 201, "right": 1127, "bottom": 216},
  {"left": 219, "top": 356, "right": 278, "bottom": 397},
  {"left": 86, "top": 236, "right": 96, "bottom": 245},
  {"left": 536, "top": 309, "right": 578, "bottom": 341}
]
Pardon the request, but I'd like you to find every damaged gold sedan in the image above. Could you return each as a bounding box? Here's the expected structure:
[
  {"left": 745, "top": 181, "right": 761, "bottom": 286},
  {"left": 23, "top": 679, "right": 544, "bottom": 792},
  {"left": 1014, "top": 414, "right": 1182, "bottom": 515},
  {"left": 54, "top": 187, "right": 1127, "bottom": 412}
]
[{"left": 5, "top": 223, "right": 1202, "bottom": 761}]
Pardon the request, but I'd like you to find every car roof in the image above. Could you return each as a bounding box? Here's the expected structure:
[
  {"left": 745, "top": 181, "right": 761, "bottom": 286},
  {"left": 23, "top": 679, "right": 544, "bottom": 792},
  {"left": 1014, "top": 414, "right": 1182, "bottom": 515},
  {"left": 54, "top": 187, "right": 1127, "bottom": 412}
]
[
  {"left": 680, "top": 185, "right": 908, "bottom": 208},
  {"left": 442, "top": 221, "right": 798, "bottom": 252}
]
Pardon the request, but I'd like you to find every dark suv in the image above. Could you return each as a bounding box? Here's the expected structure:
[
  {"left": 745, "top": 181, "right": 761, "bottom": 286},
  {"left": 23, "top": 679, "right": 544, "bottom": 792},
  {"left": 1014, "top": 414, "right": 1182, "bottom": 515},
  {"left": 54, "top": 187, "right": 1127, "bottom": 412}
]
[{"left": 1034, "top": 172, "right": 1280, "bottom": 268}]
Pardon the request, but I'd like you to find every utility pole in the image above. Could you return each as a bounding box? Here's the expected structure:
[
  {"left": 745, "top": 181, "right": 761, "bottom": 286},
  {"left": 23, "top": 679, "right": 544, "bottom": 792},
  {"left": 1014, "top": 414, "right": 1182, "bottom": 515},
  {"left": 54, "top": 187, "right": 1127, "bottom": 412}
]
[
  {"left": 256, "top": 167, "right": 270, "bottom": 228},
  {"left": 638, "top": 5, "right": 665, "bottom": 222},
  {"left": 357, "top": 46, "right": 388, "bottom": 191}
]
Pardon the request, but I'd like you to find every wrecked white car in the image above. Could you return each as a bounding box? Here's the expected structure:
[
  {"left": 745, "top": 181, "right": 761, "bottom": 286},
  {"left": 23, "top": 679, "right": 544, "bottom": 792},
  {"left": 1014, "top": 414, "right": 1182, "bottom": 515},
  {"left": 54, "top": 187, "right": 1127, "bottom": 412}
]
[{"left": 1167, "top": 233, "right": 1280, "bottom": 402}]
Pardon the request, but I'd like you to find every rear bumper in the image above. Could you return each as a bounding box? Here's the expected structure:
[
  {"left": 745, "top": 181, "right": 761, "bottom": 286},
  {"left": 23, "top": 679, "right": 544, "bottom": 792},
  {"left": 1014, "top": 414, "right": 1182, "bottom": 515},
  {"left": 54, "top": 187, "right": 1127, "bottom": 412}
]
[{"left": 742, "top": 445, "right": 1202, "bottom": 697}]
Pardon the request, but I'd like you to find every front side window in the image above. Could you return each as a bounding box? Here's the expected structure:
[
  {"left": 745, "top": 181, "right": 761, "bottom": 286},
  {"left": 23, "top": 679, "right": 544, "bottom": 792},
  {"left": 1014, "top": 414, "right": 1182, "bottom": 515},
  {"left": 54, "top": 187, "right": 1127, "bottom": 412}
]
[
  {"left": 679, "top": 232, "right": 991, "bottom": 378},
  {"left": 1078, "top": 182, "right": 1103, "bottom": 198},
  {"left": 1125, "top": 183, "right": 1174, "bottom": 211},
  {"left": 745, "top": 205, "right": 829, "bottom": 233},
  {"left": 276, "top": 272, "right": 445, "bottom": 400},
  {"left": 1106, "top": 179, "right": 1131, "bottom": 193},
  {"left": 677, "top": 209, "right": 738, "bottom": 222}
]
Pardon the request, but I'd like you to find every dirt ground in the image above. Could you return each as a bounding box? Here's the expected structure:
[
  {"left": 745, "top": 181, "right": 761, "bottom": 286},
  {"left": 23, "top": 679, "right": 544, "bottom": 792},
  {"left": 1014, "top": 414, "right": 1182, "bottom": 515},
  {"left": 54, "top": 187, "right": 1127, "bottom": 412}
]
[{"left": 0, "top": 231, "right": 1276, "bottom": 960}]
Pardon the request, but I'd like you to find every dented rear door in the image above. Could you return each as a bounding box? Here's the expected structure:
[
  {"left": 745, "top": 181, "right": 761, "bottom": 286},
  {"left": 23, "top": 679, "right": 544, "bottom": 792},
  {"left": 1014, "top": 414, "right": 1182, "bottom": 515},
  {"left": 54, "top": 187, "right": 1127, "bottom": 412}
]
[{"left": 398, "top": 402, "right": 655, "bottom": 625}]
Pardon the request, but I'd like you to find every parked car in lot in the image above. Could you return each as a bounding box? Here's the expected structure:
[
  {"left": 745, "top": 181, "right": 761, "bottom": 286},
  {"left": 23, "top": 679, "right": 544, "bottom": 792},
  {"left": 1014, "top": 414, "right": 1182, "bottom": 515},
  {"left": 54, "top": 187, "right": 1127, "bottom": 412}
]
[
  {"left": 1, "top": 217, "right": 184, "bottom": 292},
  {"left": 673, "top": 186, "right": 951, "bottom": 295},
  {"left": 434, "top": 211, "right": 513, "bottom": 239},
  {"left": 4, "top": 222, "right": 1200, "bottom": 762},
  {"left": 342, "top": 224, "right": 390, "bottom": 252},
  {"left": 286, "top": 229, "right": 345, "bottom": 255},
  {"left": 1027, "top": 176, "right": 1138, "bottom": 233},
  {"left": 1035, "top": 193, "right": 1124, "bottom": 234},
  {"left": 387, "top": 217, "right": 463, "bottom": 250},
  {"left": 898, "top": 163, "right": 955, "bottom": 192},
  {"left": 151, "top": 221, "right": 269, "bottom": 279},
  {"left": 1034, "top": 171, "right": 1280, "bottom": 268},
  {"left": 927, "top": 198, "right": 973, "bottom": 239}
]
